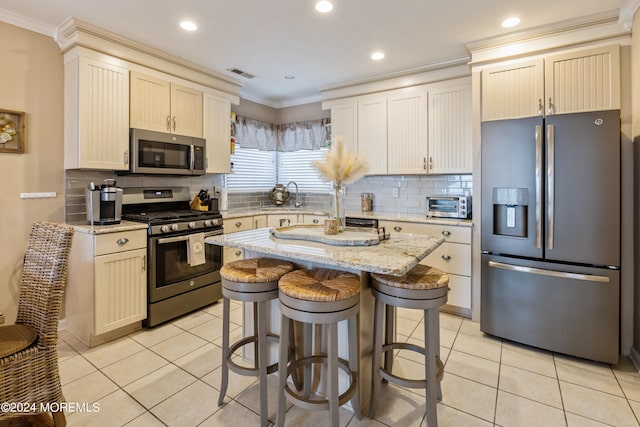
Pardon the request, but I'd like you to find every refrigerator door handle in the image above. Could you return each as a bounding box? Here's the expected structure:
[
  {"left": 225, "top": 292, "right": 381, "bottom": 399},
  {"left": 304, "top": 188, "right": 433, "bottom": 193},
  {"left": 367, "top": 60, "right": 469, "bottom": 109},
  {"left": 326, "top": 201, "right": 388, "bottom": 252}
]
[
  {"left": 547, "top": 124, "right": 555, "bottom": 250},
  {"left": 488, "top": 261, "right": 610, "bottom": 283},
  {"left": 535, "top": 125, "right": 542, "bottom": 249}
]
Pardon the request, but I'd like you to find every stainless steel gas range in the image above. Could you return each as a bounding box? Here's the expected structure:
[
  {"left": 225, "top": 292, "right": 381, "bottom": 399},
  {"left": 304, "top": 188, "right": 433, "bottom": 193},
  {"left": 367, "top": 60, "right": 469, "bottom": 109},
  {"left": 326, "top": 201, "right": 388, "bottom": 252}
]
[{"left": 122, "top": 187, "right": 223, "bottom": 327}]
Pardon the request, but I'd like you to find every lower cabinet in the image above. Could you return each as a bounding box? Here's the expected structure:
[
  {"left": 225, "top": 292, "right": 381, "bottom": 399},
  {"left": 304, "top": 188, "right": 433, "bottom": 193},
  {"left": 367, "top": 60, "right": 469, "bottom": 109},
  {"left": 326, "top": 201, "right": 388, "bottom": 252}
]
[
  {"left": 267, "top": 214, "right": 299, "bottom": 228},
  {"left": 303, "top": 214, "right": 326, "bottom": 225},
  {"left": 379, "top": 220, "right": 472, "bottom": 316},
  {"left": 66, "top": 228, "right": 147, "bottom": 346},
  {"left": 223, "top": 215, "right": 267, "bottom": 264}
]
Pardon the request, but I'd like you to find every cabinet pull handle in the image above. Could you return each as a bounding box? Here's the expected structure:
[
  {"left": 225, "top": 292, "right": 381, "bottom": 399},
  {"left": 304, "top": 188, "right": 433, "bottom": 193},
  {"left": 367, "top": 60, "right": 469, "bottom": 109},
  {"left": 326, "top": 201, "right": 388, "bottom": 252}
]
[
  {"left": 312, "top": 219, "right": 319, "bottom": 224},
  {"left": 393, "top": 226, "right": 402, "bottom": 232},
  {"left": 235, "top": 222, "right": 242, "bottom": 228},
  {"left": 124, "top": 149, "right": 129, "bottom": 166},
  {"left": 441, "top": 230, "right": 451, "bottom": 237},
  {"left": 423, "top": 157, "right": 427, "bottom": 170},
  {"left": 166, "top": 115, "right": 171, "bottom": 131},
  {"left": 235, "top": 250, "right": 242, "bottom": 256},
  {"left": 429, "top": 157, "right": 433, "bottom": 170},
  {"left": 547, "top": 98, "right": 555, "bottom": 115},
  {"left": 173, "top": 116, "right": 176, "bottom": 132},
  {"left": 116, "top": 238, "right": 129, "bottom": 245},
  {"left": 441, "top": 254, "right": 452, "bottom": 261},
  {"left": 538, "top": 98, "right": 543, "bottom": 116},
  {"left": 142, "top": 255, "right": 146, "bottom": 272}
]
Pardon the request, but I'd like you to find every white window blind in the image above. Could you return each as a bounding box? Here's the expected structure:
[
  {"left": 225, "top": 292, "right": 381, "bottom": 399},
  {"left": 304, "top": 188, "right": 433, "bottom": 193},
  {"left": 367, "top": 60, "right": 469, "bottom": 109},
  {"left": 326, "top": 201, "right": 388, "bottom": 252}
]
[
  {"left": 277, "top": 148, "right": 331, "bottom": 192},
  {"left": 225, "top": 144, "right": 276, "bottom": 191}
]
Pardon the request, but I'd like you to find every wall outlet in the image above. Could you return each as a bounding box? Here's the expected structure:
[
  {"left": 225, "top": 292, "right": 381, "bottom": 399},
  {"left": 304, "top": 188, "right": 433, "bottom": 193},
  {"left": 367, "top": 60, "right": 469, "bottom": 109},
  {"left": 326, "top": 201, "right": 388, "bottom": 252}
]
[{"left": 392, "top": 188, "right": 399, "bottom": 198}]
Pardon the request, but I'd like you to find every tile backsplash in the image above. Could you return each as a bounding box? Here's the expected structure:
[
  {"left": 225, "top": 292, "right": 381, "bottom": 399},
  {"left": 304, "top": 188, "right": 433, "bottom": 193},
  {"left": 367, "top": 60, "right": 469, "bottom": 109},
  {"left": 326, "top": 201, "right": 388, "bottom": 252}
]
[{"left": 65, "top": 171, "right": 471, "bottom": 222}]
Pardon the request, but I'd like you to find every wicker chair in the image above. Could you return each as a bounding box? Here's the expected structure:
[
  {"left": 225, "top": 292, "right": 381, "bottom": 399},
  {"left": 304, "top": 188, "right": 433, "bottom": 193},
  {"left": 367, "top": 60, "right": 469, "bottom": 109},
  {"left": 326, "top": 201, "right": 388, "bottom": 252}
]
[{"left": 0, "top": 221, "right": 74, "bottom": 426}]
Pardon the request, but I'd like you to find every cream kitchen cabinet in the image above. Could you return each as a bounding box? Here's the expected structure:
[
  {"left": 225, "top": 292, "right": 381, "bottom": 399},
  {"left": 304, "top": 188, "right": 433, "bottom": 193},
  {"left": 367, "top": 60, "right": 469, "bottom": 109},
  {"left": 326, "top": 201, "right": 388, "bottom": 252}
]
[
  {"left": 66, "top": 228, "right": 147, "bottom": 347},
  {"left": 204, "top": 92, "right": 232, "bottom": 173},
  {"left": 357, "top": 94, "right": 388, "bottom": 174},
  {"left": 481, "top": 45, "right": 620, "bottom": 121},
  {"left": 303, "top": 214, "right": 327, "bottom": 225},
  {"left": 328, "top": 100, "right": 358, "bottom": 152},
  {"left": 222, "top": 215, "right": 267, "bottom": 263},
  {"left": 267, "top": 214, "right": 299, "bottom": 228},
  {"left": 64, "top": 51, "right": 130, "bottom": 171},
  {"left": 380, "top": 220, "right": 472, "bottom": 316},
  {"left": 130, "top": 71, "right": 203, "bottom": 138}
]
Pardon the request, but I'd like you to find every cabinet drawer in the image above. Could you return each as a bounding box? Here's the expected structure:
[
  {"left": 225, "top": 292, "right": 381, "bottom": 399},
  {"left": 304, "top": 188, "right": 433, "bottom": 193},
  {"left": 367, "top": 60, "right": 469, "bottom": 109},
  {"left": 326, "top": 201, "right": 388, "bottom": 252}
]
[
  {"left": 381, "top": 220, "right": 471, "bottom": 244},
  {"left": 303, "top": 215, "right": 326, "bottom": 225},
  {"left": 95, "top": 230, "right": 147, "bottom": 256},
  {"left": 421, "top": 242, "right": 471, "bottom": 276},
  {"left": 224, "top": 247, "right": 244, "bottom": 264},
  {"left": 224, "top": 217, "right": 254, "bottom": 233},
  {"left": 267, "top": 214, "right": 299, "bottom": 228},
  {"left": 444, "top": 274, "right": 471, "bottom": 309}
]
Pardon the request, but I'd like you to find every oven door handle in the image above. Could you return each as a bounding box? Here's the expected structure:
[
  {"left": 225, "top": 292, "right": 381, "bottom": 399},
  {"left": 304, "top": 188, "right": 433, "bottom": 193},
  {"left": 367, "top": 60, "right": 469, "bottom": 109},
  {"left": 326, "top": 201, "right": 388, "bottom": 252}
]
[{"left": 157, "top": 230, "right": 223, "bottom": 245}]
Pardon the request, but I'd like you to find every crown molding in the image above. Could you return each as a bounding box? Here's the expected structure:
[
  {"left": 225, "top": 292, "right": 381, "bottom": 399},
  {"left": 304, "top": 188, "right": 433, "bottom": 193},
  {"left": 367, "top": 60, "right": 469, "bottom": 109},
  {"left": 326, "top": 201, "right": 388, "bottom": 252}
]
[
  {"left": 466, "top": 10, "right": 630, "bottom": 65},
  {"left": 619, "top": 0, "right": 640, "bottom": 29},
  {"left": 55, "top": 17, "right": 243, "bottom": 97},
  {"left": 0, "top": 7, "right": 56, "bottom": 37}
]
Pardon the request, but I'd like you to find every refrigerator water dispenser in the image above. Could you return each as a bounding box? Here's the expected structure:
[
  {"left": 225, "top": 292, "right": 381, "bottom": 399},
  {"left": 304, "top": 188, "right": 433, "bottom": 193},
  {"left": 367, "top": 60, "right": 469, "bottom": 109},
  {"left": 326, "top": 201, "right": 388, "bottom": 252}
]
[{"left": 492, "top": 188, "right": 528, "bottom": 238}]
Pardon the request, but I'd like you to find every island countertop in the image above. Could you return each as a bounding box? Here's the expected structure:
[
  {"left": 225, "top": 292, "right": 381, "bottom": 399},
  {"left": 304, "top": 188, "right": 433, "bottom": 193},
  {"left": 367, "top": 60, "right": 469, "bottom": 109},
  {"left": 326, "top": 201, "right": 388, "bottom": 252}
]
[{"left": 205, "top": 227, "right": 444, "bottom": 276}]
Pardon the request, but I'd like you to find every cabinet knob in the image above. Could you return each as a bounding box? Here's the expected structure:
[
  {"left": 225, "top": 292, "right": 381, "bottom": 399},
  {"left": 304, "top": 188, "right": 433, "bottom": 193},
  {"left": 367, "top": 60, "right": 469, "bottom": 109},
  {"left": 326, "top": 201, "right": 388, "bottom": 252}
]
[
  {"left": 235, "top": 250, "right": 242, "bottom": 256},
  {"left": 116, "top": 238, "right": 129, "bottom": 245},
  {"left": 235, "top": 222, "right": 242, "bottom": 228},
  {"left": 312, "top": 219, "right": 319, "bottom": 224},
  {"left": 441, "top": 230, "right": 451, "bottom": 237},
  {"left": 393, "top": 226, "right": 402, "bottom": 232},
  {"left": 441, "top": 254, "right": 452, "bottom": 261}
]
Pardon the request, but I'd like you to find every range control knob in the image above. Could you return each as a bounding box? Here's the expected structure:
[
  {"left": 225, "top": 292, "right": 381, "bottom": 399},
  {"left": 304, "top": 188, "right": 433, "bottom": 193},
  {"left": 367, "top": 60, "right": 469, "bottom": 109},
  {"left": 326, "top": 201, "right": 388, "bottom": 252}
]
[
  {"left": 160, "top": 225, "right": 170, "bottom": 233},
  {"left": 204, "top": 220, "right": 213, "bottom": 227},
  {"left": 188, "top": 221, "right": 197, "bottom": 229},
  {"left": 170, "top": 224, "right": 179, "bottom": 232}
]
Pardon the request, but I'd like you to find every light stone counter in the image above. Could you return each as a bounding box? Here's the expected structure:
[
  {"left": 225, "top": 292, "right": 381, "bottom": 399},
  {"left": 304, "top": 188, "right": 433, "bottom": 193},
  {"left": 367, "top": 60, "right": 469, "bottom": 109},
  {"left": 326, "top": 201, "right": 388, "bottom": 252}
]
[
  {"left": 68, "top": 220, "right": 149, "bottom": 235},
  {"left": 206, "top": 227, "right": 445, "bottom": 413},
  {"left": 206, "top": 227, "right": 444, "bottom": 276}
]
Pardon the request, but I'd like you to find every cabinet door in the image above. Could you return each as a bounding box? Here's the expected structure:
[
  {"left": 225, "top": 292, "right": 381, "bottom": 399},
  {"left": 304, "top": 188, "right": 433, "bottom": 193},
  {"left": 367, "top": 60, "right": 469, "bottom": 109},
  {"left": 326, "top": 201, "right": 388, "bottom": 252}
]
[
  {"left": 130, "top": 71, "right": 171, "bottom": 133},
  {"left": 204, "top": 92, "right": 231, "bottom": 173},
  {"left": 481, "top": 59, "right": 544, "bottom": 121},
  {"left": 330, "top": 101, "right": 358, "bottom": 153},
  {"left": 267, "top": 214, "right": 299, "bottom": 228},
  {"left": 94, "top": 248, "right": 147, "bottom": 335},
  {"left": 358, "top": 95, "right": 387, "bottom": 174},
  {"left": 223, "top": 246, "right": 244, "bottom": 264},
  {"left": 428, "top": 81, "right": 472, "bottom": 174},
  {"left": 387, "top": 87, "right": 428, "bottom": 174},
  {"left": 223, "top": 217, "right": 254, "bottom": 233},
  {"left": 69, "top": 57, "right": 130, "bottom": 170},
  {"left": 544, "top": 45, "right": 620, "bottom": 115},
  {"left": 171, "top": 83, "right": 203, "bottom": 137}
]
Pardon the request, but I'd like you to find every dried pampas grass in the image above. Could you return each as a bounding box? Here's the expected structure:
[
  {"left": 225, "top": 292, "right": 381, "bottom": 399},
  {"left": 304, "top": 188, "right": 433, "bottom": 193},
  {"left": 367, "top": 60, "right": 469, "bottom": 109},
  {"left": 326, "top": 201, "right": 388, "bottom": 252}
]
[{"left": 312, "top": 136, "right": 369, "bottom": 186}]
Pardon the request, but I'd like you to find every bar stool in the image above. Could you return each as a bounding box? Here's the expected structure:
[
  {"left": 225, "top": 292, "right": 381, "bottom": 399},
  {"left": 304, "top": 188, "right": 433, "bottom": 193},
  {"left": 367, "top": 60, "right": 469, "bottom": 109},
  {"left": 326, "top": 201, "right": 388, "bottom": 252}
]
[
  {"left": 218, "top": 257, "right": 295, "bottom": 427},
  {"left": 368, "top": 264, "right": 449, "bottom": 427},
  {"left": 276, "top": 268, "right": 361, "bottom": 427}
]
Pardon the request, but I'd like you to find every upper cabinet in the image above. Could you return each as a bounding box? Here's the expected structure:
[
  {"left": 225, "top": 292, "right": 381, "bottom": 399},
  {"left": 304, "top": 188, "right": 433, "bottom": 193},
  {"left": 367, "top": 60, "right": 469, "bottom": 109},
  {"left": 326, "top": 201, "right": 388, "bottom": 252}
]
[
  {"left": 324, "top": 76, "right": 472, "bottom": 175},
  {"left": 481, "top": 45, "right": 620, "bottom": 121},
  {"left": 203, "top": 92, "right": 232, "bottom": 173},
  {"left": 64, "top": 53, "right": 130, "bottom": 170},
  {"left": 130, "top": 71, "right": 203, "bottom": 138}
]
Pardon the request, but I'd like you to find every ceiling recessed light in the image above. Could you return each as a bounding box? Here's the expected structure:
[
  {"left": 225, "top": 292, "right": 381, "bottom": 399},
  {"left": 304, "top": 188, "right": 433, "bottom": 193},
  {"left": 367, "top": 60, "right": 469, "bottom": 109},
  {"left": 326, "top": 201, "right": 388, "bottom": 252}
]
[
  {"left": 180, "top": 20, "right": 198, "bottom": 31},
  {"left": 501, "top": 17, "right": 520, "bottom": 28},
  {"left": 371, "top": 51, "right": 385, "bottom": 61},
  {"left": 315, "top": 1, "right": 333, "bottom": 13}
]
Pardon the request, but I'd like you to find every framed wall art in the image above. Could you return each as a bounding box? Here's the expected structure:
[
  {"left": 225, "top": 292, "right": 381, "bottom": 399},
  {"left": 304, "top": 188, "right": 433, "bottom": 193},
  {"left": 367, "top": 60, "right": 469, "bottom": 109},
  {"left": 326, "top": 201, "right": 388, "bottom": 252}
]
[{"left": 0, "top": 109, "right": 25, "bottom": 153}]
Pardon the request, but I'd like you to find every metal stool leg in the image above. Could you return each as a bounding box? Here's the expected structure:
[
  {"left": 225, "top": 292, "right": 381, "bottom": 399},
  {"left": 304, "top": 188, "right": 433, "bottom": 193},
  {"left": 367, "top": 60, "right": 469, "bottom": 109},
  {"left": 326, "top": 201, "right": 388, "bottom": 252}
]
[
  {"left": 277, "top": 312, "right": 290, "bottom": 427},
  {"left": 258, "top": 300, "right": 269, "bottom": 427},
  {"left": 425, "top": 308, "right": 438, "bottom": 427},
  {"left": 218, "top": 296, "right": 231, "bottom": 406},
  {"left": 368, "top": 297, "right": 384, "bottom": 418},
  {"left": 303, "top": 322, "right": 313, "bottom": 399},
  {"left": 384, "top": 304, "right": 395, "bottom": 376},
  {"left": 348, "top": 312, "right": 361, "bottom": 418},
  {"left": 327, "top": 321, "right": 339, "bottom": 427}
]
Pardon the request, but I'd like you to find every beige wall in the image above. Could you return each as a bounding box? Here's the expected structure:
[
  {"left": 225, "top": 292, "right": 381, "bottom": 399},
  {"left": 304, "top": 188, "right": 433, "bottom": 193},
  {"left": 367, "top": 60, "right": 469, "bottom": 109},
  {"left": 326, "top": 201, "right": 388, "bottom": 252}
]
[
  {"left": 632, "top": 10, "right": 640, "bottom": 356},
  {"left": 0, "top": 22, "right": 65, "bottom": 324},
  {"left": 234, "top": 98, "right": 329, "bottom": 124}
]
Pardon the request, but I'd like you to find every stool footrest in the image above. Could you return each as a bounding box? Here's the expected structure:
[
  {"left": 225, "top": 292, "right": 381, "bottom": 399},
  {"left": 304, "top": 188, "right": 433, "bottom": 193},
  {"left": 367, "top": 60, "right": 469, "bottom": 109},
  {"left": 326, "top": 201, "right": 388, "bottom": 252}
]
[
  {"left": 377, "top": 343, "right": 445, "bottom": 387},
  {"left": 227, "top": 333, "right": 283, "bottom": 377},
  {"left": 283, "top": 355, "right": 358, "bottom": 411}
]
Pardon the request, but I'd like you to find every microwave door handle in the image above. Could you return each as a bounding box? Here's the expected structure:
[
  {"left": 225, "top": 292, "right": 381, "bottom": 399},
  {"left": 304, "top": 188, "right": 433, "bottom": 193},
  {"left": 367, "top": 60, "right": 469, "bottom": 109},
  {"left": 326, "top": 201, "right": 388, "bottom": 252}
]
[{"left": 190, "top": 145, "right": 195, "bottom": 171}]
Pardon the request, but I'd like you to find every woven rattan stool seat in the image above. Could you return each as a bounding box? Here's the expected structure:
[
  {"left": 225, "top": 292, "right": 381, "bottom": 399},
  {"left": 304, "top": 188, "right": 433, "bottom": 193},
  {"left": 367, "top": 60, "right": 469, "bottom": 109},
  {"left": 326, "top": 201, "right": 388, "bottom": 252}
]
[
  {"left": 220, "top": 258, "right": 294, "bottom": 283},
  {"left": 278, "top": 269, "right": 360, "bottom": 302},
  {"left": 371, "top": 264, "right": 448, "bottom": 290}
]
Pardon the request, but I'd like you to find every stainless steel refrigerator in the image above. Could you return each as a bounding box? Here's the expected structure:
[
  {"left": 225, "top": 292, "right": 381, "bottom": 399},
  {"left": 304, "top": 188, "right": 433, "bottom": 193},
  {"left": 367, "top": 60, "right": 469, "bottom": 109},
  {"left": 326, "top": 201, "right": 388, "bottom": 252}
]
[{"left": 480, "top": 110, "right": 620, "bottom": 364}]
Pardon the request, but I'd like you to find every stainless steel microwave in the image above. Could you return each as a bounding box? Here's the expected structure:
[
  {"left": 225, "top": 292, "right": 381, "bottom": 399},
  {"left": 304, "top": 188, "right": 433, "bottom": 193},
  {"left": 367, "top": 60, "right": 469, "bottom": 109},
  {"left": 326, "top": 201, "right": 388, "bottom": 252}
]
[
  {"left": 426, "top": 196, "right": 472, "bottom": 219},
  {"left": 129, "top": 128, "right": 206, "bottom": 175}
]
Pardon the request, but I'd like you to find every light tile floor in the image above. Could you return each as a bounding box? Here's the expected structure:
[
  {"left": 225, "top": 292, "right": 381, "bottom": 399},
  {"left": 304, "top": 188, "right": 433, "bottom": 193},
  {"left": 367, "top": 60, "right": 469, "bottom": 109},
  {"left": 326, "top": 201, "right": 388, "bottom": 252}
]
[{"left": 54, "top": 302, "right": 640, "bottom": 426}]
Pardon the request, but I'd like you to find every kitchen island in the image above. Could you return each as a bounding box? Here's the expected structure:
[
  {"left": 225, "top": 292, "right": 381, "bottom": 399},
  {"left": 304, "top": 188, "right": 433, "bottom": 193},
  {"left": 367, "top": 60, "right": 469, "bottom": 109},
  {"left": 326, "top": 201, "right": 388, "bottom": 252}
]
[{"left": 205, "top": 227, "right": 444, "bottom": 414}]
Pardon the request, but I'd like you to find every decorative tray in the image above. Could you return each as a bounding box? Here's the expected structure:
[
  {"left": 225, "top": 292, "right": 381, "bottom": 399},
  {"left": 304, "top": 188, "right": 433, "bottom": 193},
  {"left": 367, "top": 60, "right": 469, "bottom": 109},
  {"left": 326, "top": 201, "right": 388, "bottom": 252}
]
[{"left": 270, "top": 225, "right": 389, "bottom": 246}]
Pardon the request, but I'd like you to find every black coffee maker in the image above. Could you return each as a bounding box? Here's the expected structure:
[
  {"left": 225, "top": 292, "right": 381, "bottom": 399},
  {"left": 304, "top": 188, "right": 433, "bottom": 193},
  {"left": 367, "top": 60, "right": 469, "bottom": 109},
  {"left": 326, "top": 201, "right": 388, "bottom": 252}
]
[{"left": 85, "top": 179, "right": 123, "bottom": 225}]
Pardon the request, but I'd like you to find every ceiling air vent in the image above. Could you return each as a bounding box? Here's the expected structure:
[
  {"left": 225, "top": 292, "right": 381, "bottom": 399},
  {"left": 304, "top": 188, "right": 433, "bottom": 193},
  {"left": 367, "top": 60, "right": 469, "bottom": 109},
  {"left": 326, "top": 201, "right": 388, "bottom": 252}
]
[{"left": 226, "top": 68, "right": 256, "bottom": 79}]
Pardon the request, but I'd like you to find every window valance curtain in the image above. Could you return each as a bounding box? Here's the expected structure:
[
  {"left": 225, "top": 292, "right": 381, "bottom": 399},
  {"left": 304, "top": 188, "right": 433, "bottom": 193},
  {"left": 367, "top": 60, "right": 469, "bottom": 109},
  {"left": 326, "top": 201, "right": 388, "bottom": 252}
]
[{"left": 232, "top": 116, "right": 330, "bottom": 152}]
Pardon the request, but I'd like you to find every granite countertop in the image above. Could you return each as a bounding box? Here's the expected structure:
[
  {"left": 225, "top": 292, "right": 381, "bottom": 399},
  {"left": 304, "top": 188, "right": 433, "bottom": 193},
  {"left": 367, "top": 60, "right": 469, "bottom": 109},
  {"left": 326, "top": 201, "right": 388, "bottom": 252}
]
[
  {"left": 67, "top": 221, "right": 149, "bottom": 235},
  {"left": 220, "top": 208, "right": 473, "bottom": 228},
  {"left": 206, "top": 227, "right": 444, "bottom": 276}
]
